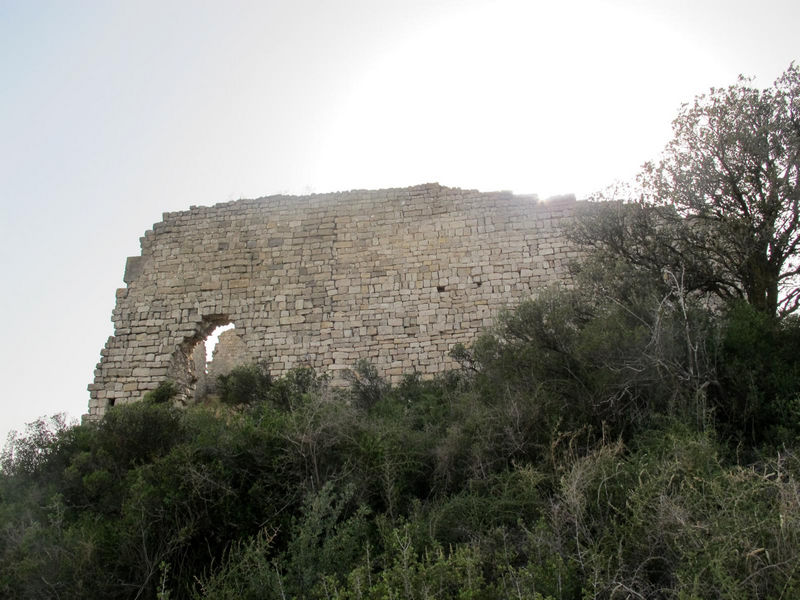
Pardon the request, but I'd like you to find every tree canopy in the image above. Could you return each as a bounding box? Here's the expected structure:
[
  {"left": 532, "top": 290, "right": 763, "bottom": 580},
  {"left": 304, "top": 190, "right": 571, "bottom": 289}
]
[{"left": 574, "top": 63, "right": 800, "bottom": 317}]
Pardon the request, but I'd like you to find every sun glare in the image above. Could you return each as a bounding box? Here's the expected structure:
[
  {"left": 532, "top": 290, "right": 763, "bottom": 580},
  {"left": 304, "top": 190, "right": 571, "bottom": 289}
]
[
  {"left": 316, "top": 0, "right": 717, "bottom": 199},
  {"left": 205, "top": 323, "right": 235, "bottom": 364}
]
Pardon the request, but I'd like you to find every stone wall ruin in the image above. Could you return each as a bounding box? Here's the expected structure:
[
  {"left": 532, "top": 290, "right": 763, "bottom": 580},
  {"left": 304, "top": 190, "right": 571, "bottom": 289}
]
[{"left": 88, "top": 183, "right": 579, "bottom": 419}]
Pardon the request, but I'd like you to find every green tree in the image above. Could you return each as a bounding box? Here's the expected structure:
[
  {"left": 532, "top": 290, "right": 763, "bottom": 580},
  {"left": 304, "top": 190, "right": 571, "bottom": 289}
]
[{"left": 574, "top": 63, "right": 800, "bottom": 317}]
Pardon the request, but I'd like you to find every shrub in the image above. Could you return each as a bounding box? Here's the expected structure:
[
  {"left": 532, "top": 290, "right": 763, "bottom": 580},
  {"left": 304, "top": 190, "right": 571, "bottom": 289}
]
[
  {"left": 714, "top": 302, "right": 800, "bottom": 447},
  {"left": 345, "top": 360, "right": 388, "bottom": 410},
  {"left": 551, "top": 427, "right": 800, "bottom": 598},
  {"left": 144, "top": 380, "right": 179, "bottom": 404},
  {"left": 217, "top": 363, "right": 272, "bottom": 406}
]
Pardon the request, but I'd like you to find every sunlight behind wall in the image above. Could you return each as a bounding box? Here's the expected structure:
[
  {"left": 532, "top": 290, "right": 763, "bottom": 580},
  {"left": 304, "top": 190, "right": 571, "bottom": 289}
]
[
  {"left": 315, "top": 0, "right": 722, "bottom": 200},
  {"left": 205, "top": 323, "right": 236, "bottom": 365}
]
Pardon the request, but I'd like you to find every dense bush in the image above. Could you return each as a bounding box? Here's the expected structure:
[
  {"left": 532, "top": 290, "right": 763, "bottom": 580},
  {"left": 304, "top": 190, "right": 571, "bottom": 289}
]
[
  {"left": 2, "top": 285, "right": 799, "bottom": 598},
  {"left": 713, "top": 303, "right": 800, "bottom": 448},
  {"left": 216, "top": 362, "right": 273, "bottom": 406},
  {"left": 143, "top": 380, "right": 179, "bottom": 403}
]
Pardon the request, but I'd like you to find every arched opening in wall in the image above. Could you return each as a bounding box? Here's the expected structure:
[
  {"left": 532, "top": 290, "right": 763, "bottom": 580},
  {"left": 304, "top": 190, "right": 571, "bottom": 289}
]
[
  {"left": 190, "top": 322, "right": 237, "bottom": 402},
  {"left": 200, "top": 323, "right": 250, "bottom": 400},
  {"left": 169, "top": 314, "right": 233, "bottom": 404},
  {"left": 171, "top": 316, "right": 252, "bottom": 404}
]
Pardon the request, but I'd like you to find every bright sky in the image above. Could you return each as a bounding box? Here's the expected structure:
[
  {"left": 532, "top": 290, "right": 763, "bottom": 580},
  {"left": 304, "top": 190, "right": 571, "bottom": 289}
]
[{"left": 1, "top": 0, "right": 798, "bottom": 445}]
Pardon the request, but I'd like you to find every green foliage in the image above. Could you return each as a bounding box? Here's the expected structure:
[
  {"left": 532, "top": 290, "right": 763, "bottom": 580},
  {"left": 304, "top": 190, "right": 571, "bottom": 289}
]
[
  {"left": 216, "top": 362, "right": 272, "bottom": 405},
  {"left": 345, "top": 359, "right": 389, "bottom": 410},
  {"left": 552, "top": 427, "right": 800, "bottom": 598},
  {"left": 1, "top": 413, "right": 73, "bottom": 476},
  {"left": 281, "top": 483, "right": 373, "bottom": 595},
  {"left": 144, "top": 380, "right": 179, "bottom": 403},
  {"left": 459, "top": 287, "right": 716, "bottom": 451},
  {"left": 192, "top": 528, "right": 282, "bottom": 600},
  {"left": 2, "top": 290, "right": 798, "bottom": 599},
  {"left": 262, "top": 366, "right": 324, "bottom": 410},
  {"left": 714, "top": 302, "right": 800, "bottom": 447}
]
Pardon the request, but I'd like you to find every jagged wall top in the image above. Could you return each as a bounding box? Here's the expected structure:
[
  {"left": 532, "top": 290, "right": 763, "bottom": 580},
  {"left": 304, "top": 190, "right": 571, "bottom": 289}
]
[{"left": 88, "top": 183, "right": 578, "bottom": 418}]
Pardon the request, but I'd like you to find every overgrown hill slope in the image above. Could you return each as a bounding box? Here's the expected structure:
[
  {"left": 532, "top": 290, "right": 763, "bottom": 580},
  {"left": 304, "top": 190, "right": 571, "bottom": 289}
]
[{"left": 3, "top": 288, "right": 800, "bottom": 599}]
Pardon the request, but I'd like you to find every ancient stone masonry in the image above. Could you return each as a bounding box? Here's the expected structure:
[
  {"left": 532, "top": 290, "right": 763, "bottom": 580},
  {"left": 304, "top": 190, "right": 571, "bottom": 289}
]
[{"left": 88, "top": 184, "right": 579, "bottom": 419}]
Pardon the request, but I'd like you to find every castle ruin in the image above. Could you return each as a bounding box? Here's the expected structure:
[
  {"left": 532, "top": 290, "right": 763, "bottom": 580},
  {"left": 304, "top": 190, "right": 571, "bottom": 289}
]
[{"left": 88, "top": 184, "right": 579, "bottom": 419}]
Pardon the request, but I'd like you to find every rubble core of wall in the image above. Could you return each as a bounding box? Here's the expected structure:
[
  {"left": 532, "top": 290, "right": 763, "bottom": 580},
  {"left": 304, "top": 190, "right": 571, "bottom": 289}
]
[{"left": 88, "top": 183, "right": 580, "bottom": 419}]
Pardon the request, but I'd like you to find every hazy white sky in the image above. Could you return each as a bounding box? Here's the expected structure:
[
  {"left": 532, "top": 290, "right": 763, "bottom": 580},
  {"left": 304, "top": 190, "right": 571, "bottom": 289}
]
[{"left": 1, "top": 0, "right": 798, "bottom": 444}]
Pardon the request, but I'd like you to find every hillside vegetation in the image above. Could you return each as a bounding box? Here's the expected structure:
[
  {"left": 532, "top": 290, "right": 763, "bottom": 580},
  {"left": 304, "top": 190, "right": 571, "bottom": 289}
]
[
  {"left": 3, "top": 65, "right": 800, "bottom": 599},
  {"left": 3, "top": 284, "right": 800, "bottom": 598}
]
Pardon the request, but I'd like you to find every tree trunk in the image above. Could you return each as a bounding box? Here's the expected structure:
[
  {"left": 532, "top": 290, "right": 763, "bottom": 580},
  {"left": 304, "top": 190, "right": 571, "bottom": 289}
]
[{"left": 744, "top": 254, "right": 780, "bottom": 316}]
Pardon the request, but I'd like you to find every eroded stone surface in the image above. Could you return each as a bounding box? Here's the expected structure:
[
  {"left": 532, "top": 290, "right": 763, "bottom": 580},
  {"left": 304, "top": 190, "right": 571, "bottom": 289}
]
[{"left": 88, "top": 184, "right": 579, "bottom": 419}]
